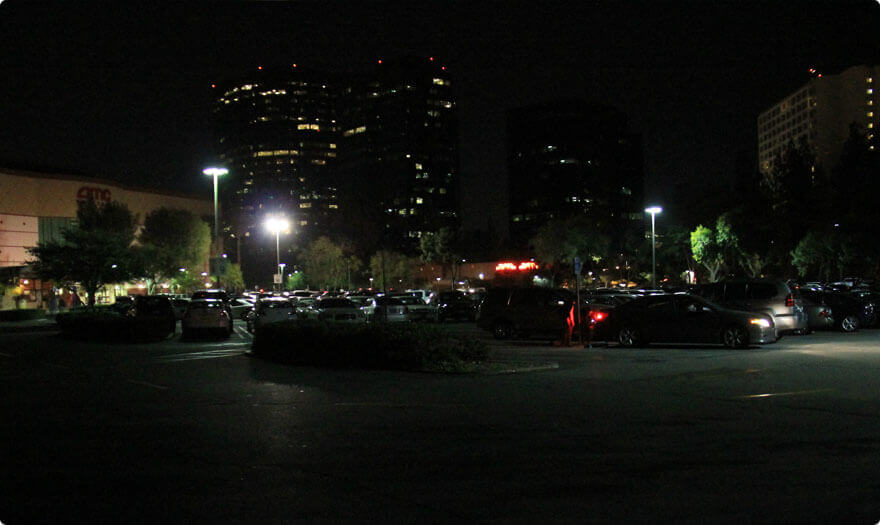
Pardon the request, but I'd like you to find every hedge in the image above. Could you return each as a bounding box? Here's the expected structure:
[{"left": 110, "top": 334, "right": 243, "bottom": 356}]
[
  {"left": 56, "top": 310, "right": 173, "bottom": 343},
  {"left": 252, "top": 320, "right": 488, "bottom": 371},
  {"left": 0, "top": 309, "right": 48, "bottom": 322}
]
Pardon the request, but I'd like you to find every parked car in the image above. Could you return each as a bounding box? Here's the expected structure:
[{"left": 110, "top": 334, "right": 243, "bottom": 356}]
[
  {"left": 305, "top": 297, "right": 366, "bottom": 323},
  {"left": 170, "top": 297, "right": 190, "bottom": 321},
  {"left": 799, "top": 294, "right": 835, "bottom": 331},
  {"left": 182, "top": 298, "right": 232, "bottom": 339},
  {"left": 435, "top": 291, "right": 478, "bottom": 322},
  {"left": 690, "top": 279, "right": 808, "bottom": 335},
  {"left": 246, "top": 297, "right": 296, "bottom": 333},
  {"left": 191, "top": 288, "right": 230, "bottom": 303},
  {"left": 126, "top": 295, "right": 177, "bottom": 336},
  {"left": 363, "top": 296, "right": 409, "bottom": 322},
  {"left": 229, "top": 297, "right": 255, "bottom": 320},
  {"left": 390, "top": 294, "right": 439, "bottom": 322},
  {"left": 477, "top": 287, "right": 576, "bottom": 341},
  {"left": 799, "top": 289, "right": 873, "bottom": 332},
  {"left": 601, "top": 293, "right": 776, "bottom": 348},
  {"left": 112, "top": 295, "right": 134, "bottom": 313}
]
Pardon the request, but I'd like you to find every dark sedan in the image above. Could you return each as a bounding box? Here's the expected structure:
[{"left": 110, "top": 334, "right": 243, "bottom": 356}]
[
  {"left": 599, "top": 293, "right": 776, "bottom": 348},
  {"left": 799, "top": 289, "right": 875, "bottom": 332}
]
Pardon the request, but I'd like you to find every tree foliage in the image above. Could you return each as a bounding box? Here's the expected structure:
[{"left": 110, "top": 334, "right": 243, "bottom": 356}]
[
  {"left": 530, "top": 215, "right": 610, "bottom": 285},
  {"left": 369, "top": 250, "right": 418, "bottom": 290},
  {"left": 302, "top": 236, "right": 359, "bottom": 290},
  {"left": 27, "top": 199, "right": 137, "bottom": 306},
  {"left": 690, "top": 215, "right": 740, "bottom": 283},
  {"left": 137, "top": 207, "right": 211, "bottom": 293},
  {"left": 420, "top": 227, "right": 462, "bottom": 287}
]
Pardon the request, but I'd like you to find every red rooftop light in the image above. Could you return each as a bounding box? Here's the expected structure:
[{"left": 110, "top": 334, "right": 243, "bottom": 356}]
[
  {"left": 292, "top": 63, "right": 297, "bottom": 68},
  {"left": 429, "top": 56, "right": 434, "bottom": 61},
  {"left": 441, "top": 66, "right": 446, "bottom": 71},
  {"left": 211, "top": 84, "right": 216, "bottom": 88},
  {"left": 378, "top": 59, "right": 383, "bottom": 64},
  {"left": 258, "top": 66, "right": 263, "bottom": 70}
]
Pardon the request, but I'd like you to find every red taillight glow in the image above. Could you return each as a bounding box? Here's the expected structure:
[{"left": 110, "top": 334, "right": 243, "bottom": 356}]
[
  {"left": 590, "top": 311, "right": 607, "bottom": 322},
  {"left": 785, "top": 293, "right": 795, "bottom": 307},
  {"left": 820, "top": 309, "right": 829, "bottom": 317}
]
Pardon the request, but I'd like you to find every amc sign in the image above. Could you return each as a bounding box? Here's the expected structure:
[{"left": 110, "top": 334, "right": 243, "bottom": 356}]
[{"left": 76, "top": 186, "right": 112, "bottom": 203}]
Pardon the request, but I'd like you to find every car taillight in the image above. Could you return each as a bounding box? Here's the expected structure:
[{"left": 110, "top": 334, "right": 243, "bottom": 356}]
[
  {"left": 785, "top": 293, "right": 795, "bottom": 307},
  {"left": 590, "top": 310, "right": 607, "bottom": 322},
  {"left": 819, "top": 308, "right": 829, "bottom": 318}
]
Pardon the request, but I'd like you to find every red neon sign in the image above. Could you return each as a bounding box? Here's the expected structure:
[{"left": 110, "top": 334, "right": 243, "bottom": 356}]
[
  {"left": 76, "top": 186, "right": 111, "bottom": 203},
  {"left": 495, "top": 261, "right": 539, "bottom": 272}
]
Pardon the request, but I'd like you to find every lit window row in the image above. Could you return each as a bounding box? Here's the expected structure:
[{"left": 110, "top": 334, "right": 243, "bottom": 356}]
[
  {"left": 259, "top": 89, "right": 287, "bottom": 96},
  {"left": 343, "top": 125, "right": 367, "bottom": 136},
  {"left": 300, "top": 203, "right": 312, "bottom": 209},
  {"left": 297, "top": 123, "right": 321, "bottom": 131},
  {"left": 253, "top": 150, "right": 299, "bottom": 157},
  {"left": 432, "top": 78, "right": 450, "bottom": 86}
]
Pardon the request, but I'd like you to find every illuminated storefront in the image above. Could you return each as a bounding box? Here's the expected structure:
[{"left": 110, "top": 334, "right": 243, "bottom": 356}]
[{"left": 0, "top": 167, "right": 213, "bottom": 308}]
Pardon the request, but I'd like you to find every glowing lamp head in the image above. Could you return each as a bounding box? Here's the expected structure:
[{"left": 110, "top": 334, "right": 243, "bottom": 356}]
[
  {"left": 265, "top": 216, "right": 290, "bottom": 234},
  {"left": 645, "top": 206, "right": 663, "bottom": 215},
  {"left": 203, "top": 167, "right": 228, "bottom": 177}
]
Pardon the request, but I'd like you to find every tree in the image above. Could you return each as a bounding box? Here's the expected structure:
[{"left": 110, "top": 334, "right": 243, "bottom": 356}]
[
  {"left": 302, "top": 236, "right": 350, "bottom": 290},
  {"left": 27, "top": 199, "right": 137, "bottom": 307},
  {"left": 530, "top": 216, "right": 609, "bottom": 286},
  {"left": 420, "top": 227, "right": 461, "bottom": 289},
  {"left": 137, "top": 207, "right": 211, "bottom": 293},
  {"left": 369, "top": 250, "right": 417, "bottom": 290},
  {"left": 689, "top": 214, "right": 742, "bottom": 283},
  {"left": 219, "top": 263, "right": 245, "bottom": 293}
]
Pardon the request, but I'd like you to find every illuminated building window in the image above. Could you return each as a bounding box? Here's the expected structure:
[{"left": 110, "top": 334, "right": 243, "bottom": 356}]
[
  {"left": 869, "top": 77, "right": 874, "bottom": 83},
  {"left": 869, "top": 112, "right": 874, "bottom": 117},
  {"left": 300, "top": 220, "right": 308, "bottom": 226},
  {"left": 297, "top": 123, "right": 320, "bottom": 131},
  {"left": 869, "top": 89, "right": 875, "bottom": 94},
  {"left": 432, "top": 78, "right": 450, "bottom": 86},
  {"left": 328, "top": 204, "right": 338, "bottom": 209},
  {"left": 311, "top": 159, "right": 326, "bottom": 166},
  {"left": 439, "top": 188, "right": 447, "bottom": 194},
  {"left": 415, "top": 197, "right": 423, "bottom": 204},
  {"left": 869, "top": 123, "right": 874, "bottom": 129},
  {"left": 343, "top": 125, "right": 367, "bottom": 136},
  {"left": 441, "top": 100, "right": 453, "bottom": 109},
  {"left": 329, "top": 143, "right": 337, "bottom": 149},
  {"left": 300, "top": 203, "right": 312, "bottom": 208},
  {"left": 398, "top": 209, "right": 407, "bottom": 216},
  {"left": 427, "top": 110, "right": 440, "bottom": 117}
]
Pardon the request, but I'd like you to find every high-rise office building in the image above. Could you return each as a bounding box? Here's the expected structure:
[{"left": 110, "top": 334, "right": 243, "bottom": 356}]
[
  {"left": 507, "top": 99, "right": 644, "bottom": 251},
  {"left": 212, "top": 58, "right": 458, "bottom": 283},
  {"left": 758, "top": 64, "right": 880, "bottom": 175}
]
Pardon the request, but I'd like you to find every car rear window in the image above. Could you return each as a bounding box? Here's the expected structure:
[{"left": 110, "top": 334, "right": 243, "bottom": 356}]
[
  {"left": 748, "top": 283, "right": 778, "bottom": 300},
  {"left": 724, "top": 283, "right": 748, "bottom": 300},
  {"left": 263, "top": 300, "right": 293, "bottom": 308}
]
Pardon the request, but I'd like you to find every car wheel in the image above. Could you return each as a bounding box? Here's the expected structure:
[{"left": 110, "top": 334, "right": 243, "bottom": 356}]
[
  {"left": 840, "top": 315, "right": 860, "bottom": 333},
  {"left": 492, "top": 320, "right": 514, "bottom": 340},
  {"left": 722, "top": 325, "right": 749, "bottom": 348},
  {"left": 617, "top": 326, "right": 641, "bottom": 347}
]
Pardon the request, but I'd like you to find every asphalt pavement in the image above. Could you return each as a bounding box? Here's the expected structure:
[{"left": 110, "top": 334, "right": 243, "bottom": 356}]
[{"left": 2, "top": 321, "right": 880, "bottom": 523}]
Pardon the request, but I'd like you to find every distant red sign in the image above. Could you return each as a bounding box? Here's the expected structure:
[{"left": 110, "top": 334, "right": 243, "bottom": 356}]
[
  {"left": 495, "top": 261, "right": 539, "bottom": 272},
  {"left": 76, "top": 186, "right": 111, "bottom": 203}
]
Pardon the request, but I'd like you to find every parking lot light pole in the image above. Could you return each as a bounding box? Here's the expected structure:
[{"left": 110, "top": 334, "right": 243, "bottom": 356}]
[
  {"left": 645, "top": 206, "right": 662, "bottom": 289},
  {"left": 203, "top": 167, "right": 228, "bottom": 255},
  {"left": 265, "top": 216, "right": 289, "bottom": 292}
]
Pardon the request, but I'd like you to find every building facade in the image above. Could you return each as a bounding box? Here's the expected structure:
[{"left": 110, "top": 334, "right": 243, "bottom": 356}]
[
  {"left": 0, "top": 167, "right": 212, "bottom": 268},
  {"left": 212, "top": 57, "right": 459, "bottom": 284},
  {"left": 506, "top": 99, "right": 644, "bottom": 252},
  {"left": 758, "top": 64, "right": 880, "bottom": 174}
]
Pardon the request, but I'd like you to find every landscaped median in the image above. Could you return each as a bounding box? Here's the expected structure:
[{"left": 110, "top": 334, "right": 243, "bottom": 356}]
[
  {"left": 252, "top": 320, "right": 490, "bottom": 372},
  {"left": 55, "top": 309, "right": 172, "bottom": 343}
]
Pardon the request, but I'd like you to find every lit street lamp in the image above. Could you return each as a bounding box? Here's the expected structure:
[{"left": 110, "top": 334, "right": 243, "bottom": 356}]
[
  {"left": 265, "top": 216, "right": 290, "bottom": 291},
  {"left": 203, "top": 167, "right": 228, "bottom": 254},
  {"left": 645, "top": 206, "right": 662, "bottom": 289}
]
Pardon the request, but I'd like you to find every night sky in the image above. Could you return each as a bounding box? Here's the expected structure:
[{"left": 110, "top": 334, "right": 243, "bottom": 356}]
[{"left": 2, "top": 1, "right": 879, "bottom": 233}]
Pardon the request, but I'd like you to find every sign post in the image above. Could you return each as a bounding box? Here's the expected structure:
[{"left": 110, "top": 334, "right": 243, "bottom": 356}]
[{"left": 574, "top": 257, "right": 583, "bottom": 346}]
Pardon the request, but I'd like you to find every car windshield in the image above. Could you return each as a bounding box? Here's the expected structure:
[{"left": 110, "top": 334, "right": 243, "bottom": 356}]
[
  {"left": 376, "top": 297, "right": 404, "bottom": 306},
  {"left": 393, "top": 296, "right": 423, "bottom": 305},
  {"left": 189, "top": 300, "right": 222, "bottom": 309}
]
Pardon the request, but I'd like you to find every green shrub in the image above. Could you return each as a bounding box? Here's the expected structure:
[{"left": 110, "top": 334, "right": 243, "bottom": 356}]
[
  {"left": 252, "top": 320, "right": 488, "bottom": 371},
  {"left": 0, "top": 309, "right": 48, "bottom": 322},
  {"left": 56, "top": 309, "right": 172, "bottom": 343}
]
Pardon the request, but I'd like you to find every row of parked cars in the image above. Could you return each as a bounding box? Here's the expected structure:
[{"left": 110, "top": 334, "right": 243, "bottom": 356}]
[
  {"left": 475, "top": 278, "right": 879, "bottom": 349},
  {"left": 112, "top": 287, "right": 489, "bottom": 340}
]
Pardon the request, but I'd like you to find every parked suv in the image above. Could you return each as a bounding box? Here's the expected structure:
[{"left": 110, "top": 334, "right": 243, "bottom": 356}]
[
  {"left": 477, "top": 287, "right": 575, "bottom": 340},
  {"left": 691, "top": 279, "right": 807, "bottom": 335}
]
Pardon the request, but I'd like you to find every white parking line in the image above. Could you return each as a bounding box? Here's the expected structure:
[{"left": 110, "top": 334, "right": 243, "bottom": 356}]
[{"left": 155, "top": 347, "right": 248, "bottom": 363}]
